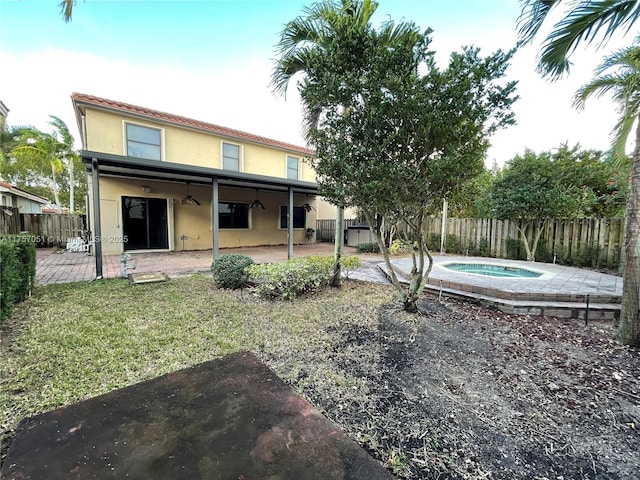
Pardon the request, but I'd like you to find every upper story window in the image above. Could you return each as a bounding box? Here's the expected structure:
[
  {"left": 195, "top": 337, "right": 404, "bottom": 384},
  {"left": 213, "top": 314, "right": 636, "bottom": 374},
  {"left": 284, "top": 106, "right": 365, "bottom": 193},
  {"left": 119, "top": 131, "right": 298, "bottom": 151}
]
[
  {"left": 222, "top": 142, "right": 241, "bottom": 171},
  {"left": 126, "top": 123, "right": 161, "bottom": 160},
  {"left": 287, "top": 155, "right": 299, "bottom": 180}
]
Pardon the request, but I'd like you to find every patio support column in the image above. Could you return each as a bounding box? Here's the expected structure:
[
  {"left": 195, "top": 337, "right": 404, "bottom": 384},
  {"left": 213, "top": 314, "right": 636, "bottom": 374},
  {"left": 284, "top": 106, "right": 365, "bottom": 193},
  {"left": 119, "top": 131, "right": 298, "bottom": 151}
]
[
  {"left": 91, "top": 157, "right": 103, "bottom": 279},
  {"left": 288, "top": 186, "right": 294, "bottom": 259},
  {"left": 212, "top": 178, "right": 219, "bottom": 262}
]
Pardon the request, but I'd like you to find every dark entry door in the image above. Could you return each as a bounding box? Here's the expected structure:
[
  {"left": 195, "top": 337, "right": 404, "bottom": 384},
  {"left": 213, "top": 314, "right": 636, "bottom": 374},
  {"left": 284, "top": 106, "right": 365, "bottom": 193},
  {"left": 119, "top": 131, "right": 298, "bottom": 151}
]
[{"left": 122, "top": 197, "right": 169, "bottom": 250}]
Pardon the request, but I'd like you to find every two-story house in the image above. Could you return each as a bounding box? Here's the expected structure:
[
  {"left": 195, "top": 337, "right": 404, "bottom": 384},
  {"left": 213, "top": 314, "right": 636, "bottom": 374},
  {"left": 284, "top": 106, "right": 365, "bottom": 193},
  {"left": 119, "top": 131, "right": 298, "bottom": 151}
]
[{"left": 72, "top": 93, "right": 321, "bottom": 277}]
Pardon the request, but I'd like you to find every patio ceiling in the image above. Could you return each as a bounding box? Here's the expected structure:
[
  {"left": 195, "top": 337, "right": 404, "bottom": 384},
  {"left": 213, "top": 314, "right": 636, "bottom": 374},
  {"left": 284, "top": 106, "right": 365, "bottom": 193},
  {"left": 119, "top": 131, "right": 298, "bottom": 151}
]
[{"left": 80, "top": 150, "right": 319, "bottom": 195}]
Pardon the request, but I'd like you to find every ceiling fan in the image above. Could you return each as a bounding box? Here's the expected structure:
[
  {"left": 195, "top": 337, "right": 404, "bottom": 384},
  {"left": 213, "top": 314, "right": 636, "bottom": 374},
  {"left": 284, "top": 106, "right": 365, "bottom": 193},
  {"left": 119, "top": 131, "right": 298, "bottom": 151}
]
[
  {"left": 181, "top": 182, "right": 201, "bottom": 206},
  {"left": 250, "top": 189, "right": 265, "bottom": 209}
]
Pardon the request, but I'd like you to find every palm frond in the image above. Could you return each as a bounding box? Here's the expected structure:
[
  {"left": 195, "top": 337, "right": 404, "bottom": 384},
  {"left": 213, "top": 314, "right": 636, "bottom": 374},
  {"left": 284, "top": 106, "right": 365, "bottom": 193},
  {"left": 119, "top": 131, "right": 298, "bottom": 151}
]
[
  {"left": 59, "top": 0, "right": 75, "bottom": 23},
  {"left": 573, "top": 72, "right": 625, "bottom": 107},
  {"left": 575, "top": 41, "right": 640, "bottom": 162},
  {"left": 610, "top": 103, "right": 638, "bottom": 157},
  {"left": 517, "top": 0, "right": 563, "bottom": 44},
  {"left": 48, "top": 115, "right": 74, "bottom": 147},
  {"left": 538, "top": 0, "right": 640, "bottom": 78}
]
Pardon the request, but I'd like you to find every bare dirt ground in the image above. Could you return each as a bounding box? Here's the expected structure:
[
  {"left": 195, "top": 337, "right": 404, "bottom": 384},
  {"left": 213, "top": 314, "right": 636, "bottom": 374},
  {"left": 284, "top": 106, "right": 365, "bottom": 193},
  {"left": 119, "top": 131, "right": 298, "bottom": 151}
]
[{"left": 260, "top": 283, "right": 640, "bottom": 479}]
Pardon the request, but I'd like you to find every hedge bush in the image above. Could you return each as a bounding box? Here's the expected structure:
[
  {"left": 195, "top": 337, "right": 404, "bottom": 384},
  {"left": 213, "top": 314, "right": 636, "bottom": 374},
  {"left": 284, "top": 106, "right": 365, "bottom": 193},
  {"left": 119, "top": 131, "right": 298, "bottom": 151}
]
[
  {"left": 211, "top": 254, "right": 254, "bottom": 289},
  {"left": 248, "top": 255, "right": 361, "bottom": 300},
  {"left": 0, "top": 235, "right": 36, "bottom": 324},
  {"left": 356, "top": 242, "right": 379, "bottom": 253}
]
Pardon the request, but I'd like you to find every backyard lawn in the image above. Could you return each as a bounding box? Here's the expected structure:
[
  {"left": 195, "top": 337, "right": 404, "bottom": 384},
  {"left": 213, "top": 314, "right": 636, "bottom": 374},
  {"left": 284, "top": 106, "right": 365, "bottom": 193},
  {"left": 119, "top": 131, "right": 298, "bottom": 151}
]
[{"left": 1, "top": 275, "right": 639, "bottom": 479}]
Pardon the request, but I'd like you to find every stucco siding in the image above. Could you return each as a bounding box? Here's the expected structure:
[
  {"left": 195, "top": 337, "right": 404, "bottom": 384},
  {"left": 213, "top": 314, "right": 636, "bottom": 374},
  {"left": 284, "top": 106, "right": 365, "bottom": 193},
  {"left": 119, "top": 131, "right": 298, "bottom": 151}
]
[{"left": 90, "top": 176, "right": 317, "bottom": 254}]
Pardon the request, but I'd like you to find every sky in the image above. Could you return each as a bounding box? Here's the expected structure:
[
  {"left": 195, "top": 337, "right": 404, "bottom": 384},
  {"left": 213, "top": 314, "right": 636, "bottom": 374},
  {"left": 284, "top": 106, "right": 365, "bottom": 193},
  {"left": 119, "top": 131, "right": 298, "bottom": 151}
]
[{"left": 0, "top": 0, "right": 633, "bottom": 167}]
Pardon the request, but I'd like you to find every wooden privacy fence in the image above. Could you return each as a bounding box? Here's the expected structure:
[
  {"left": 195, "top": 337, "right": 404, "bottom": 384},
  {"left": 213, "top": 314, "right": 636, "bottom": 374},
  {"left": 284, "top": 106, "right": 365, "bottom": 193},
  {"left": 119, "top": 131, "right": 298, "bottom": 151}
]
[
  {"left": 0, "top": 206, "right": 20, "bottom": 235},
  {"left": 0, "top": 212, "right": 86, "bottom": 246},
  {"left": 421, "top": 217, "right": 624, "bottom": 269},
  {"left": 318, "top": 216, "right": 625, "bottom": 269}
]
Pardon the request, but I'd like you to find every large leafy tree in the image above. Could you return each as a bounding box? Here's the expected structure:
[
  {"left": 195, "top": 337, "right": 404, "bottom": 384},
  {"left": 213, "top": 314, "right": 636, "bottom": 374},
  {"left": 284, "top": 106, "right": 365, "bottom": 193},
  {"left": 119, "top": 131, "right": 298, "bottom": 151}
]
[
  {"left": 574, "top": 45, "right": 640, "bottom": 344},
  {"left": 519, "top": 0, "right": 640, "bottom": 346},
  {"left": 491, "top": 148, "right": 581, "bottom": 261},
  {"left": 298, "top": 6, "right": 517, "bottom": 311},
  {"left": 272, "top": 0, "right": 388, "bottom": 287}
]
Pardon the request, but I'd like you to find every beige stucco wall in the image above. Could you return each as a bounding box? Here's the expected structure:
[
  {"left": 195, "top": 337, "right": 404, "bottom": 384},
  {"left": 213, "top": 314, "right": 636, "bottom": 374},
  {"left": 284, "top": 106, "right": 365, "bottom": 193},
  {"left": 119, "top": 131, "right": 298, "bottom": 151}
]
[
  {"left": 316, "top": 197, "right": 359, "bottom": 220},
  {"left": 88, "top": 176, "right": 317, "bottom": 254},
  {"left": 84, "top": 108, "right": 316, "bottom": 182}
]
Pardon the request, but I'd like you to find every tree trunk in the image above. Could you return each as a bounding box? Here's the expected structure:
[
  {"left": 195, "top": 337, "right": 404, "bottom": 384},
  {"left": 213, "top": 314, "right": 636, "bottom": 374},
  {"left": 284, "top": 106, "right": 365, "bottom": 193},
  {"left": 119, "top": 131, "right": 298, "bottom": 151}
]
[
  {"left": 363, "top": 210, "right": 406, "bottom": 302},
  {"left": 51, "top": 162, "right": 61, "bottom": 213},
  {"left": 403, "top": 211, "right": 434, "bottom": 313},
  {"left": 618, "top": 118, "right": 640, "bottom": 347},
  {"left": 68, "top": 157, "right": 75, "bottom": 213},
  {"left": 331, "top": 206, "right": 344, "bottom": 287}
]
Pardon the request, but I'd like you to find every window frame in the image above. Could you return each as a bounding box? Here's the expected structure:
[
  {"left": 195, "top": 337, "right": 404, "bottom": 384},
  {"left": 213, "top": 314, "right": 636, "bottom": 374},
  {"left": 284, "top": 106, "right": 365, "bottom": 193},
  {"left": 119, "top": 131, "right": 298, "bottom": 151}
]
[
  {"left": 278, "top": 205, "right": 306, "bottom": 230},
  {"left": 124, "top": 121, "right": 163, "bottom": 161},
  {"left": 286, "top": 155, "right": 299, "bottom": 180},
  {"left": 221, "top": 141, "right": 243, "bottom": 172},
  {"left": 218, "top": 201, "right": 251, "bottom": 230}
]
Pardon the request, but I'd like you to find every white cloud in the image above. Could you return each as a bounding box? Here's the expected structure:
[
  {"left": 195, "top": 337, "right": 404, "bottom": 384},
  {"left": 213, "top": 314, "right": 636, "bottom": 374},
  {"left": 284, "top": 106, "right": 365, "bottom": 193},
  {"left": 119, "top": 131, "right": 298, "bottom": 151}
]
[
  {"left": 0, "top": 38, "right": 629, "bottom": 169},
  {"left": 0, "top": 48, "right": 306, "bottom": 148}
]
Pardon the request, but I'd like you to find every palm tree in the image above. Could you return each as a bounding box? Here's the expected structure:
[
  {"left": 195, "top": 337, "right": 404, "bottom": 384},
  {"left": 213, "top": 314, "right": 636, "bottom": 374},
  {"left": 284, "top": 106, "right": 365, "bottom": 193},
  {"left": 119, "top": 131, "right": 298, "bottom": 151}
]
[
  {"left": 574, "top": 45, "right": 640, "bottom": 345},
  {"left": 272, "top": 0, "right": 418, "bottom": 287},
  {"left": 519, "top": 0, "right": 640, "bottom": 346},
  {"left": 271, "top": 0, "right": 379, "bottom": 287},
  {"left": 48, "top": 116, "right": 79, "bottom": 212},
  {"left": 9, "top": 117, "right": 78, "bottom": 213}
]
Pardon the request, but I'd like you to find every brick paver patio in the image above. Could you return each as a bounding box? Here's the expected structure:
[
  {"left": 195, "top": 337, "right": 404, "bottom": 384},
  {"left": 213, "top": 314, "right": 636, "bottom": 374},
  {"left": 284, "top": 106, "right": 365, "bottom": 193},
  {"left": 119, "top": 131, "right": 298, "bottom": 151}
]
[{"left": 35, "top": 244, "right": 365, "bottom": 286}]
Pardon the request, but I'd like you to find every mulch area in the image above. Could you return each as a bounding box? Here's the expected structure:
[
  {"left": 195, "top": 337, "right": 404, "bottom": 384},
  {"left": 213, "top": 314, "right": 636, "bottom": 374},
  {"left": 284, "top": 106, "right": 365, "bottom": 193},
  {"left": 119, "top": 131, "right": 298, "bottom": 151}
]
[{"left": 261, "top": 286, "right": 640, "bottom": 479}]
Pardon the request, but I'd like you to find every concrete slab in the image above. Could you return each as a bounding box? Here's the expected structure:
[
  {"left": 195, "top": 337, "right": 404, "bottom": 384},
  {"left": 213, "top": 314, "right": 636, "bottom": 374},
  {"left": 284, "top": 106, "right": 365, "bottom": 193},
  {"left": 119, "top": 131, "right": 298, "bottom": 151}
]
[
  {"left": 2, "top": 351, "right": 394, "bottom": 480},
  {"left": 378, "top": 256, "right": 623, "bottom": 319}
]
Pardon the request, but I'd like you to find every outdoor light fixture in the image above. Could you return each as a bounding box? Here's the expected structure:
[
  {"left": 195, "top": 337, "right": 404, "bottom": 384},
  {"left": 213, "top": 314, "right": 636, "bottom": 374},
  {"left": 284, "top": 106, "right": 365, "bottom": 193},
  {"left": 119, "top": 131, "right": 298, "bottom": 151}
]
[
  {"left": 250, "top": 189, "right": 265, "bottom": 209},
  {"left": 142, "top": 186, "right": 151, "bottom": 193},
  {"left": 181, "top": 182, "right": 201, "bottom": 206}
]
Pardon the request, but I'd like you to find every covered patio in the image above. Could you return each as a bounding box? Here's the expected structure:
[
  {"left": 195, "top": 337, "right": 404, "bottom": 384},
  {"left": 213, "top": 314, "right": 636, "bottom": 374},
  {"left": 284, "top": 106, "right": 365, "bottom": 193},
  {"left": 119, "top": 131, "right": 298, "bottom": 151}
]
[{"left": 83, "top": 151, "right": 321, "bottom": 279}]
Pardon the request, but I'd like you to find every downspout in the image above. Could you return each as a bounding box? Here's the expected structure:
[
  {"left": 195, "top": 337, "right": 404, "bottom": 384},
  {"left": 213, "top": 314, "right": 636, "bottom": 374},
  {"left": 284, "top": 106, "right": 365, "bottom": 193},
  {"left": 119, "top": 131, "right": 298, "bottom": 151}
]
[
  {"left": 288, "top": 187, "right": 294, "bottom": 259},
  {"left": 212, "top": 177, "right": 219, "bottom": 262},
  {"left": 91, "top": 157, "right": 103, "bottom": 279}
]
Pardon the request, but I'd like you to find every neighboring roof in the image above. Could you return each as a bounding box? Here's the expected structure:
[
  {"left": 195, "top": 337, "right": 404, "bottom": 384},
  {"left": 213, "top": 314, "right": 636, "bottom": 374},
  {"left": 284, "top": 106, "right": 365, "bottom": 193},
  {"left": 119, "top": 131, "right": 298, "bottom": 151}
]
[
  {"left": 0, "top": 100, "right": 8, "bottom": 117},
  {"left": 0, "top": 181, "right": 50, "bottom": 204},
  {"left": 71, "top": 93, "right": 315, "bottom": 156}
]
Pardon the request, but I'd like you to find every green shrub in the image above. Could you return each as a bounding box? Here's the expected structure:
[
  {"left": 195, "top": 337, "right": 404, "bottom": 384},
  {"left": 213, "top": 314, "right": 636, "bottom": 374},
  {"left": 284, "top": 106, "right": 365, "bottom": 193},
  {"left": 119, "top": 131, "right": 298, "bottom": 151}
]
[
  {"left": 445, "top": 234, "right": 463, "bottom": 254},
  {"left": 356, "top": 242, "right": 379, "bottom": 253},
  {"left": 426, "top": 233, "right": 441, "bottom": 252},
  {"left": 339, "top": 254, "right": 362, "bottom": 279},
  {"left": 211, "top": 254, "right": 254, "bottom": 289},
  {"left": 571, "top": 244, "right": 602, "bottom": 268},
  {"left": 389, "top": 239, "right": 414, "bottom": 255},
  {"left": 535, "top": 238, "right": 553, "bottom": 263},
  {"left": 505, "top": 238, "right": 526, "bottom": 260},
  {"left": 478, "top": 238, "right": 491, "bottom": 257},
  {"left": 248, "top": 255, "right": 360, "bottom": 300},
  {"left": 0, "top": 235, "right": 36, "bottom": 323}
]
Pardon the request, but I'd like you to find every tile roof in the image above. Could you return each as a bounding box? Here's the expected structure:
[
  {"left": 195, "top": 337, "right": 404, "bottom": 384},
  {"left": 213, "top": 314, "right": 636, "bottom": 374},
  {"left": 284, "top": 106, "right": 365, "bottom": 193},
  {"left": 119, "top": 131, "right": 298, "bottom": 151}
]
[{"left": 71, "top": 93, "right": 314, "bottom": 156}]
